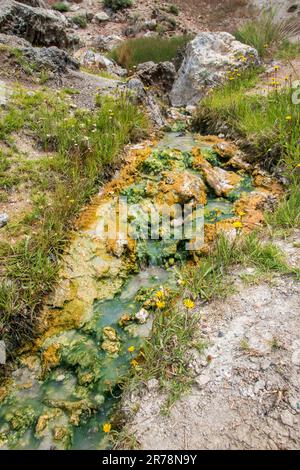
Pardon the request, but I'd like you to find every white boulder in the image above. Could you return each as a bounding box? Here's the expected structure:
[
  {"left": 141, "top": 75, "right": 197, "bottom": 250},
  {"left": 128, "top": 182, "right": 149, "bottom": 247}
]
[{"left": 170, "top": 32, "right": 259, "bottom": 107}]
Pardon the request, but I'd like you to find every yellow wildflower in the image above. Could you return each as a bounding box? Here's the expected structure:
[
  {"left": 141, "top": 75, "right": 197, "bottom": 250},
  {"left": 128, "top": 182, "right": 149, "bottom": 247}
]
[
  {"left": 183, "top": 299, "right": 195, "bottom": 309},
  {"left": 237, "top": 211, "right": 246, "bottom": 217},
  {"left": 156, "top": 290, "right": 164, "bottom": 299},
  {"left": 156, "top": 300, "right": 166, "bottom": 309},
  {"left": 233, "top": 220, "right": 243, "bottom": 229},
  {"left": 103, "top": 423, "right": 111, "bottom": 433},
  {"left": 286, "top": 115, "right": 292, "bottom": 121},
  {"left": 128, "top": 346, "right": 135, "bottom": 353},
  {"left": 274, "top": 65, "right": 280, "bottom": 70}
]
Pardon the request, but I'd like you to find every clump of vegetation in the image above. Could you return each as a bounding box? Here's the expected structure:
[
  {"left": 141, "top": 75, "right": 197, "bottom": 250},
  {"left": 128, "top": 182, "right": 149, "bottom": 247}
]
[
  {"left": 52, "top": 2, "right": 70, "bottom": 12},
  {"left": 194, "top": 67, "right": 300, "bottom": 170},
  {"left": 71, "top": 15, "right": 88, "bottom": 29},
  {"left": 0, "top": 88, "right": 148, "bottom": 358},
  {"left": 110, "top": 35, "right": 192, "bottom": 71},
  {"left": 103, "top": 0, "right": 132, "bottom": 11},
  {"left": 126, "top": 230, "right": 298, "bottom": 414},
  {"left": 167, "top": 4, "right": 179, "bottom": 16},
  {"left": 235, "top": 8, "right": 299, "bottom": 57}
]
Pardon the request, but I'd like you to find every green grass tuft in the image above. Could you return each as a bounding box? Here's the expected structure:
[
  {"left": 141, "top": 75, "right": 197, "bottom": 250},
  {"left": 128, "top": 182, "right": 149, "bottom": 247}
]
[
  {"left": 0, "top": 88, "right": 148, "bottom": 357},
  {"left": 110, "top": 35, "right": 192, "bottom": 71},
  {"left": 235, "top": 8, "right": 299, "bottom": 57}
]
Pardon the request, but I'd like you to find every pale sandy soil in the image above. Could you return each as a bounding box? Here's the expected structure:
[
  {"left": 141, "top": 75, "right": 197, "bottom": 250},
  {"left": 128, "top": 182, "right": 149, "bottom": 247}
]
[{"left": 123, "top": 232, "right": 300, "bottom": 450}]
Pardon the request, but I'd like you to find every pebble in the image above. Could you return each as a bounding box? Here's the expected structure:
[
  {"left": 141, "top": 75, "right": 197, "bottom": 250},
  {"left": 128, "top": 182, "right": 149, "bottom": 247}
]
[
  {"left": 56, "top": 374, "right": 65, "bottom": 382},
  {"left": 260, "top": 359, "right": 272, "bottom": 371},
  {"left": 196, "top": 374, "right": 210, "bottom": 388},
  {"left": 291, "top": 349, "right": 300, "bottom": 366},
  {"left": 280, "top": 410, "right": 294, "bottom": 427},
  {"left": 0, "top": 213, "right": 9, "bottom": 228}
]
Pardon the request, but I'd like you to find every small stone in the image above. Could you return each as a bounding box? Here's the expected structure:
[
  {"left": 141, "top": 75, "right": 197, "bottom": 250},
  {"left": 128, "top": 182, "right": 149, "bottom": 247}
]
[
  {"left": 254, "top": 379, "right": 265, "bottom": 394},
  {"left": 147, "top": 378, "right": 159, "bottom": 392},
  {"left": 196, "top": 373, "right": 210, "bottom": 388},
  {"left": 0, "top": 213, "right": 9, "bottom": 228},
  {"left": 291, "top": 349, "right": 300, "bottom": 366},
  {"left": 185, "top": 105, "right": 196, "bottom": 114},
  {"left": 135, "top": 308, "right": 149, "bottom": 324},
  {"left": 260, "top": 359, "right": 271, "bottom": 370},
  {"left": 94, "top": 12, "right": 110, "bottom": 23},
  {"left": 280, "top": 410, "right": 294, "bottom": 427},
  {"left": 56, "top": 374, "right": 65, "bottom": 382}
]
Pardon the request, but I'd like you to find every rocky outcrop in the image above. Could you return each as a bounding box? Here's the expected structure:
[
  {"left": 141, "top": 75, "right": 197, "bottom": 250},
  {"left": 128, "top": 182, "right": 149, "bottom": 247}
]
[
  {"left": 17, "top": 0, "right": 46, "bottom": 7},
  {"left": 74, "top": 48, "right": 126, "bottom": 77},
  {"left": 170, "top": 32, "right": 259, "bottom": 107},
  {"left": 0, "top": 1, "right": 76, "bottom": 47},
  {"left": 0, "top": 34, "right": 79, "bottom": 72},
  {"left": 126, "top": 78, "right": 165, "bottom": 127},
  {"left": 22, "top": 46, "right": 79, "bottom": 72},
  {"left": 136, "top": 61, "right": 176, "bottom": 93}
]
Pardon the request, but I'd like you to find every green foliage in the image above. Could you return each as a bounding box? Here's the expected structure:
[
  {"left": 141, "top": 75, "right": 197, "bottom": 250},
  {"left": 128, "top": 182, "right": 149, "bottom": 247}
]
[
  {"left": 0, "top": 88, "right": 148, "bottom": 356},
  {"left": 103, "top": 0, "right": 132, "bottom": 11},
  {"left": 265, "top": 185, "right": 300, "bottom": 232},
  {"left": 110, "top": 35, "right": 192, "bottom": 71},
  {"left": 235, "top": 8, "right": 298, "bottom": 57},
  {"left": 52, "top": 2, "right": 70, "bottom": 12},
  {"left": 275, "top": 39, "right": 300, "bottom": 60},
  {"left": 194, "top": 69, "right": 300, "bottom": 171},
  {"left": 167, "top": 4, "right": 179, "bottom": 16},
  {"left": 72, "top": 15, "right": 87, "bottom": 29}
]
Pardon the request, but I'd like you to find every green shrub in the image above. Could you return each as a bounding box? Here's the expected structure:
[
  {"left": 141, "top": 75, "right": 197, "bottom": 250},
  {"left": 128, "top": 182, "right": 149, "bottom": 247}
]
[
  {"left": 235, "top": 8, "right": 298, "bottom": 57},
  {"left": 194, "top": 67, "right": 300, "bottom": 172},
  {"left": 168, "top": 4, "right": 179, "bottom": 16},
  {"left": 52, "top": 2, "right": 70, "bottom": 12},
  {"left": 72, "top": 15, "right": 87, "bottom": 29},
  {"left": 110, "top": 35, "right": 192, "bottom": 71},
  {"left": 103, "top": 0, "right": 132, "bottom": 11}
]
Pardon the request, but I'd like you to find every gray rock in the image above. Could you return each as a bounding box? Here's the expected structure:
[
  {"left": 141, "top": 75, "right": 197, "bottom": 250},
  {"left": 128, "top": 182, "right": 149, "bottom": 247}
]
[
  {"left": 94, "top": 12, "right": 110, "bottom": 23},
  {"left": 126, "top": 78, "right": 165, "bottom": 127},
  {"left": 92, "top": 34, "right": 122, "bottom": 52},
  {"left": 0, "top": 34, "right": 79, "bottom": 72},
  {"left": 0, "top": 213, "right": 9, "bottom": 228},
  {"left": 0, "top": 80, "right": 11, "bottom": 106},
  {"left": 136, "top": 61, "right": 176, "bottom": 93},
  {"left": 22, "top": 46, "right": 79, "bottom": 72},
  {"left": 170, "top": 32, "right": 260, "bottom": 107},
  {"left": 280, "top": 409, "right": 295, "bottom": 427},
  {"left": 0, "top": 1, "right": 77, "bottom": 48},
  {"left": 17, "top": 0, "right": 46, "bottom": 7},
  {"left": 0, "top": 32, "right": 31, "bottom": 47},
  {"left": 74, "top": 48, "right": 126, "bottom": 77}
]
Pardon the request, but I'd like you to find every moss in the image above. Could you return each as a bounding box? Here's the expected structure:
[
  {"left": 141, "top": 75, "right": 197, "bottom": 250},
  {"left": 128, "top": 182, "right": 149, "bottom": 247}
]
[{"left": 5, "top": 406, "right": 36, "bottom": 432}]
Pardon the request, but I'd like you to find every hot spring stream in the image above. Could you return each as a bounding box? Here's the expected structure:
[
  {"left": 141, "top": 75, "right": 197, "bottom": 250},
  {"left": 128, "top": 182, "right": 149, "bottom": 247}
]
[{"left": 0, "top": 130, "right": 281, "bottom": 449}]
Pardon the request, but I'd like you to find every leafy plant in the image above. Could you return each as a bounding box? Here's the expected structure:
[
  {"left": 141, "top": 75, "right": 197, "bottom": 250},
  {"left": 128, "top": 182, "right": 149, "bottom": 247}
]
[
  {"left": 52, "top": 2, "right": 70, "bottom": 12},
  {"left": 235, "top": 8, "right": 299, "bottom": 57},
  {"left": 103, "top": 0, "right": 132, "bottom": 11},
  {"left": 72, "top": 15, "right": 87, "bottom": 29},
  {"left": 110, "top": 35, "right": 192, "bottom": 71}
]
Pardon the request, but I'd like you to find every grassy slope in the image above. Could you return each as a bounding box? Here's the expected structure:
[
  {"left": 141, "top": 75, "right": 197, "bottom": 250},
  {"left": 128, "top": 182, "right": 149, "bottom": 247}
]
[{"left": 0, "top": 87, "right": 148, "bottom": 358}]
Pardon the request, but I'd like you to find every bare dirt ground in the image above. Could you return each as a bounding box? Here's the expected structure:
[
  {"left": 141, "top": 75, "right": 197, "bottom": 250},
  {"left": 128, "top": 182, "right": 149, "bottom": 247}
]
[
  {"left": 49, "top": 0, "right": 254, "bottom": 46},
  {"left": 123, "top": 232, "right": 300, "bottom": 450}
]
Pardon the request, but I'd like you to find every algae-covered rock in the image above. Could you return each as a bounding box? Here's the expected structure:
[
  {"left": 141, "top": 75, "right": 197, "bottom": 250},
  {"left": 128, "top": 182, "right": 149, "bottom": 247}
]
[
  {"left": 41, "top": 343, "right": 61, "bottom": 371},
  {"left": 53, "top": 425, "right": 72, "bottom": 448},
  {"left": 5, "top": 406, "right": 36, "bottom": 432},
  {"left": 118, "top": 313, "right": 132, "bottom": 327},
  {"left": 102, "top": 326, "right": 118, "bottom": 342},
  {"left": 101, "top": 326, "right": 120, "bottom": 355},
  {"left": 101, "top": 340, "right": 120, "bottom": 355}
]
